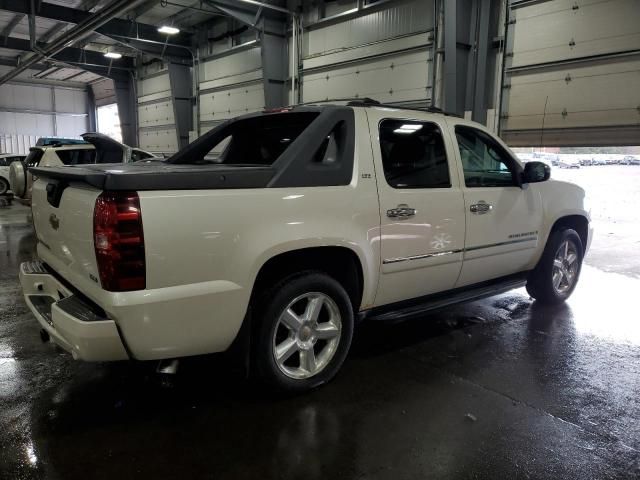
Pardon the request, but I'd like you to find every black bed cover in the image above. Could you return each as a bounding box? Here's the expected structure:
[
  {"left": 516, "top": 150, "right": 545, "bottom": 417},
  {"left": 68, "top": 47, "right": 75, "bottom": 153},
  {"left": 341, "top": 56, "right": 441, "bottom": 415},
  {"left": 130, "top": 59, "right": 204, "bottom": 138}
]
[{"left": 29, "top": 162, "right": 276, "bottom": 191}]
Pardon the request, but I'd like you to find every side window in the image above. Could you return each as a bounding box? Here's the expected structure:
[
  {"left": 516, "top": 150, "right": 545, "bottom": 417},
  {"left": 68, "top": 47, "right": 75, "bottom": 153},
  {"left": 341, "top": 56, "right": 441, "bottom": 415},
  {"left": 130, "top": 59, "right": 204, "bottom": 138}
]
[
  {"left": 379, "top": 120, "right": 450, "bottom": 188},
  {"left": 56, "top": 149, "right": 97, "bottom": 165},
  {"left": 0, "top": 158, "right": 6, "bottom": 167},
  {"left": 454, "top": 126, "right": 519, "bottom": 187}
]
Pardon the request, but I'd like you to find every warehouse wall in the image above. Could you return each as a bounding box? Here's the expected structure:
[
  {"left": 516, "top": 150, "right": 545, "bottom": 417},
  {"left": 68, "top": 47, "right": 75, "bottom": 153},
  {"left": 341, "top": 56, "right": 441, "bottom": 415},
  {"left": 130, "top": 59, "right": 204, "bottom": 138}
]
[
  {"left": 501, "top": 0, "right": 640, "bottom": 146},
  {"left": 136, "top": 0, "right": 438, "bottom": 153},
  {"left": 198, "top": 43, "right": 265, "bottom": 135},
  {"left": 298, "top": 0, "right": 435, "bottom": 107},
  {"left": 0, "top": 68, "right": 90, "bottom": 155},
  {"left": 137, "top": 62, "right": 180, "bottom": 155}
]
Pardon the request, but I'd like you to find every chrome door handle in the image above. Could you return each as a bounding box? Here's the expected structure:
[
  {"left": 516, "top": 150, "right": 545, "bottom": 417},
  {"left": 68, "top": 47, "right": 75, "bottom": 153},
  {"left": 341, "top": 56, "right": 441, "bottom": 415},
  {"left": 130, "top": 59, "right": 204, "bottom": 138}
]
[
  {"left": 387, "top": 204, "right": 416, "bottom": 218},
  {"left": 470, "top": 201, "right": 492, "bottom": 215}
]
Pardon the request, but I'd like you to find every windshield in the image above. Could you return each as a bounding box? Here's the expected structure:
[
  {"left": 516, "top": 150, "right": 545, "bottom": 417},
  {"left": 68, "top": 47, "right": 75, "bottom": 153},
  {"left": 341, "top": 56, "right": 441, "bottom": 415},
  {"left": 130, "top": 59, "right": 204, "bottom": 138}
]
[{"left": 169, "top": 112, "right": 319, "bottom": 165}]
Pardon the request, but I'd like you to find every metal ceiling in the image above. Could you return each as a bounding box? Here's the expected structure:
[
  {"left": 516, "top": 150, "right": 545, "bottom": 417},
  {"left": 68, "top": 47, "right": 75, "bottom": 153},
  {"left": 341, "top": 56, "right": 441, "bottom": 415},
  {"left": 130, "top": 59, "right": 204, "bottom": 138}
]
[{"left": 0, "top": 0, "right": 227, "bottom": 85}]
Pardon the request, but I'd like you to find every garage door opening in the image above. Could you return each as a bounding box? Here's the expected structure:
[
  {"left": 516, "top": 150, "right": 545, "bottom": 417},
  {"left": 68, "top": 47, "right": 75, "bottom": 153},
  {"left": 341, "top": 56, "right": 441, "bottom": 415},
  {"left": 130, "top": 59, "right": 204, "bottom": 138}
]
[
  {"left": 96, "top": 104, "right": 122, "bottom": 143},
  {"left": 514, "top": 145, "right": 640, "bottom": 278}
]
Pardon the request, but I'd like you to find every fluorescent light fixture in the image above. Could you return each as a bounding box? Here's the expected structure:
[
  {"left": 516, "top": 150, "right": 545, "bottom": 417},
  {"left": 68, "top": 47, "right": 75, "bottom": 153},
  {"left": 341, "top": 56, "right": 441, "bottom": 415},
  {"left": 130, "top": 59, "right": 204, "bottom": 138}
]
[
  {"left": 394, "top": 128, "right": 415, "bottom": 134},
  {"left": 104, "top": 52, "right": 122, "bottom": 59},
  {"left": 400, "top": 124, "right": 422, "bottom": 131},
  {"left": 158, "top": 25, "right": 180, "bottom": 35}
]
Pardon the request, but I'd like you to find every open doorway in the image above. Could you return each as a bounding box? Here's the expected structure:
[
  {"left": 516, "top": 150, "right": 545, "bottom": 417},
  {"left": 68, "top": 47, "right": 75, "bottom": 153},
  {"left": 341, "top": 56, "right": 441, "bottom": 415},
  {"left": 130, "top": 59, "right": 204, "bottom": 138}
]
[
  {"left": 513, "top": 146, "right": 640, "bottom": 278},
  {"left": 96, "top": 104, "right": 122, "bottom": 143}
]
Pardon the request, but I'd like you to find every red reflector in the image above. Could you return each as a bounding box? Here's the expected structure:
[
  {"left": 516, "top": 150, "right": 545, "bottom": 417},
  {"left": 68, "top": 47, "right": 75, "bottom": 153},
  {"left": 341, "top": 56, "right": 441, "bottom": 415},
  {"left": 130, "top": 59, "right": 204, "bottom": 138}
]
[{"left": 93, "top": 191, "right": 145, "bottom": 291}]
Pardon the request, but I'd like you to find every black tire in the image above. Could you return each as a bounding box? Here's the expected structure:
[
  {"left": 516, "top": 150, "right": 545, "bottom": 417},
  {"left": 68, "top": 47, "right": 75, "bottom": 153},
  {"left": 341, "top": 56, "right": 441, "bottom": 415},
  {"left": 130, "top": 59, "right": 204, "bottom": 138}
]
[
  {"left": 526, "top": 228, "right": 583, "bottom": 305},
  {"left": 253, "top": 271, "right": 354, "bottom": 393},
  {"left": 0, "top": 177, "right": 8, "bottom": 196}
]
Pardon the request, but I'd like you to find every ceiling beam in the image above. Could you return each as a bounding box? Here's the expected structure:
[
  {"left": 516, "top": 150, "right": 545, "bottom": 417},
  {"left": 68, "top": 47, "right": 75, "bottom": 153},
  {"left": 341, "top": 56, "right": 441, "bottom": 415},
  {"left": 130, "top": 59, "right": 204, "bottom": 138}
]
[
  {"left": 2, "top": 36, "right": 135, "bottom": 70},
  {"left": 0, "top": 0, "right": 193, "bottom": 47},
  {"left": 0, "top": 13, "right": 23, "bottom": 41}
]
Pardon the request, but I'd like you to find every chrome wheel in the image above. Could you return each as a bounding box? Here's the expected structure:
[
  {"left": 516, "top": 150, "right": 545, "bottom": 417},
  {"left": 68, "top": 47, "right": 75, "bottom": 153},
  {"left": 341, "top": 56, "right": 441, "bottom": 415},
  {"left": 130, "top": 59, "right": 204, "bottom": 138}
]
[
  {"left": 272, "top": 292, "right": 342, "bottom": 380},
  {"left": 552, "top": 240, "right": 579, "bottom": 294}
]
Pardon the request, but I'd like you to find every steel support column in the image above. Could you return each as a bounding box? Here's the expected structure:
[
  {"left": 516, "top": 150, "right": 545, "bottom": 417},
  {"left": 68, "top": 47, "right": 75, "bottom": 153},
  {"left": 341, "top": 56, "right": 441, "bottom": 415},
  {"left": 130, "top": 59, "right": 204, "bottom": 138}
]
[
  {"left": 471, "top": 0, "right": 491, "bottom": 124},
  {"left": 168, "top": 62, "right": 193, "bottom": 149},
  {"left": 260, "top": 17, "right": 287, "bottom": 108},
  {"left": 114, "top": 75, "right": 137, "bottom": 147},
  {"left": 87, "top": 85, "right": 97, "bottom": 132},
  {"left": 443, "top": 0, "right": 458, "bottom": 113}
]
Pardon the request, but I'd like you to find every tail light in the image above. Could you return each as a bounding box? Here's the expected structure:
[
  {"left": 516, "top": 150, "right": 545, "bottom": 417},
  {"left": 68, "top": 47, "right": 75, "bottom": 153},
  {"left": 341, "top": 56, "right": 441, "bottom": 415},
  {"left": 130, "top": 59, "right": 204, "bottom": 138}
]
[{"left": 93, "top": 191, "right": 145, "bottom": 291}]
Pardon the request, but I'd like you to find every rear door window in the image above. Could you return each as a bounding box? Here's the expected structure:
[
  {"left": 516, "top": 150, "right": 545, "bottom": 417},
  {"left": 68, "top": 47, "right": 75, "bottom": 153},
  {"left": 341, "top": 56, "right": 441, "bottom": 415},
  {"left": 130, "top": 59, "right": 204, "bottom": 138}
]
[
  {"left": 55, "top": 149, "right": 97, "bottom": 165},
  {"left": 379, "top": 120, "right": 451, "bottom": 188}
]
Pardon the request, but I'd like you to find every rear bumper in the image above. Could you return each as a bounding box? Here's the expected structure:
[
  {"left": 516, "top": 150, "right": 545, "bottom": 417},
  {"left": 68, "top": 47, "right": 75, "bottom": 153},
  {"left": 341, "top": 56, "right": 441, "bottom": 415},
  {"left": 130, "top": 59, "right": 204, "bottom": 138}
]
[{"left": 19, "top": 261, "right": 129, "bottom": 361}]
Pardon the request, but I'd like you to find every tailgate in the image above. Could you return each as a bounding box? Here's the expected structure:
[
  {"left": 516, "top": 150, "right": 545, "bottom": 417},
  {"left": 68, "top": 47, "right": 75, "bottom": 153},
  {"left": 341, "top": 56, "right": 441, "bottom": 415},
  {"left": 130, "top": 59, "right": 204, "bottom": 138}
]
[{"left": 31, "top": 179, "right": 102, "bottom": 295}]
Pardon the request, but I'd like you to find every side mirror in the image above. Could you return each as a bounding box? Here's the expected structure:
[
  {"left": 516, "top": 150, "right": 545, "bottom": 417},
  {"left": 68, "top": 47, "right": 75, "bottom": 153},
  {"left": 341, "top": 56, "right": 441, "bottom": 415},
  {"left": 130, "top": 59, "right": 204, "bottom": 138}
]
[{"left": 522, "top": 161, "right": 550, "bottom": 184}]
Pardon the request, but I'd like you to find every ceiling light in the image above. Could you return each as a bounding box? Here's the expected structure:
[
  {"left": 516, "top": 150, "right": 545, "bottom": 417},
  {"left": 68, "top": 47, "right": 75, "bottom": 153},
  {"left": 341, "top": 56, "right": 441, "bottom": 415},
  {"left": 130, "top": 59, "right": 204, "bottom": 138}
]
[
  {"left": 399, "top": 124, "right": 422, "bottom": 131},
  {"left": 104, "top": 52, "right": 122, "bottom": 59},
  {"left": 158, "top": 25, "right": 180, "bottom": 35}
]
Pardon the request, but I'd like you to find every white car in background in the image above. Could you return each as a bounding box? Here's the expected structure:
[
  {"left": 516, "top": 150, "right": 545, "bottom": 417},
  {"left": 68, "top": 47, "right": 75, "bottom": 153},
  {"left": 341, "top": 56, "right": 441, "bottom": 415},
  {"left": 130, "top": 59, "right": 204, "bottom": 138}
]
[
  {"left": 10, "top": 134, "right": 156, "bottom": 204},
  {"left": 0, "top": 153, "right": 26, "bottom": 195}
]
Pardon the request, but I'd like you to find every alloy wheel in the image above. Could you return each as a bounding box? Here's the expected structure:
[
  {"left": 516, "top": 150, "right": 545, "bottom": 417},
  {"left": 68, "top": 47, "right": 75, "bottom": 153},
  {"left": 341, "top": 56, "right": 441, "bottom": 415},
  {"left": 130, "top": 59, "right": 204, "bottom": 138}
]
[
  {"left": 272, "top": 292, "right": 342, "bottom": 380},
  {"left": 552, "top": 240, "right": 579, "bottom": 294}
]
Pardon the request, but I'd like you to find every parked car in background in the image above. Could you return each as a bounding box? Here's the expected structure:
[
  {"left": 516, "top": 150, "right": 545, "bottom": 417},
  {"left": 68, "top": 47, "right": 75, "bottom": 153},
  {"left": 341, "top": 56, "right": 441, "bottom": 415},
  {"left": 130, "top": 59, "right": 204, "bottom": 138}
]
[
  {"left": 19, "top": 101, "right": 592, "bottom": 392},
  {"left": 623, "top": 155, "right": 640, "bottom": 165},
  {"left": 10, "top": 134, "right": 156, "bottom": 204},
  {"left": 557, "top": 157, "right": 580, "bottom": 169},
  {"left": 0, "top": 153, "right": 26, "bottom": 195}
]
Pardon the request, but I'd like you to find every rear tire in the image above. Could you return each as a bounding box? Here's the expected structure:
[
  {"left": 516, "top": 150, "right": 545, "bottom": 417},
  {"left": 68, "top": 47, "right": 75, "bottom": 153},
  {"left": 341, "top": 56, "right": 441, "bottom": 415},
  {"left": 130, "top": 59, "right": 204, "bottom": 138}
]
[
  {"left": 526, "top": 228, "right": 583, "bottom": 305},
  {"left": 0, "top": 178, "right": 8, "bottom": 195},
  {"left": 253, "top": 271, "right": 354, "bottom": 393}
]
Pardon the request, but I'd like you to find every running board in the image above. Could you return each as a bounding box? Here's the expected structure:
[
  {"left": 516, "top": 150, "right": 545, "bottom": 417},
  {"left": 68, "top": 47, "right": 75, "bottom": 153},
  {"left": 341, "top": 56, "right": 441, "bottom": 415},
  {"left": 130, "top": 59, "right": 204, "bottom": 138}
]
[{"left": 363, "top": 274, "right": 528, "bottom": 322}]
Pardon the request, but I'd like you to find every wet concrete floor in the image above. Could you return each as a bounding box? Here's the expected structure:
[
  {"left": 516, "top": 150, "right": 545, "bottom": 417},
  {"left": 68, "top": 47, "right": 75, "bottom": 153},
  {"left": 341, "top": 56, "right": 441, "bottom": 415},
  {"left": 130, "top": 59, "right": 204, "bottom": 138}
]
[{"left": 1, "top": 201, "right": 639, "bottom": 479}]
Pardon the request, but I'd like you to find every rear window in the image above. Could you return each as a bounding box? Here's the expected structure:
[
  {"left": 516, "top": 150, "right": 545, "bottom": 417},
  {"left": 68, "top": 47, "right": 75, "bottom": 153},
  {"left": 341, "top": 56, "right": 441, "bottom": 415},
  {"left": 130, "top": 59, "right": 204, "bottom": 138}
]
[
  {"left": 186, "top": 112, "right": 319, "bottom": 165},
  {"left": 55, "top": 149, "right": 96, "bottom": 165},
  {"left": 25, "top": 149, "right": 45, "bottom": 168}
]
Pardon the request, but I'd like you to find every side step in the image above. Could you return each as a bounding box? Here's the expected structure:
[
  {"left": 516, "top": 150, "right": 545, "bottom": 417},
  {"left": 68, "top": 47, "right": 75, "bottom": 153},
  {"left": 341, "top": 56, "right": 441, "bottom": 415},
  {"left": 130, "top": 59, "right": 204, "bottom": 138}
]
[{"left": 363, "top": 273, "right": 528, "bottom": 322}]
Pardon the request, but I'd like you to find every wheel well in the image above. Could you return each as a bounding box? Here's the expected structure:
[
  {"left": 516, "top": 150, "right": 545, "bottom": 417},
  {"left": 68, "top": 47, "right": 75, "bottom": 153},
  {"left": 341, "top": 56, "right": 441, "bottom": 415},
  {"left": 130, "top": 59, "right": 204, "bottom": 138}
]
[
  {"left": 550, "top": 215, "right": 589, "bottom": 253},
  {"left": 252, "top": 247, "right": 364, "bottom": 310}
]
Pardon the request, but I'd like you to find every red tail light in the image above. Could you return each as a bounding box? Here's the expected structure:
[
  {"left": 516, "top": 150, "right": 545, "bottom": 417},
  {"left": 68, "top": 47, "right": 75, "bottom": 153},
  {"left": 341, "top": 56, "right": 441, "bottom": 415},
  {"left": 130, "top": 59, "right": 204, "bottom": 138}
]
[{"left": 93, "top": 191, "right": 145, "bottom": 291}]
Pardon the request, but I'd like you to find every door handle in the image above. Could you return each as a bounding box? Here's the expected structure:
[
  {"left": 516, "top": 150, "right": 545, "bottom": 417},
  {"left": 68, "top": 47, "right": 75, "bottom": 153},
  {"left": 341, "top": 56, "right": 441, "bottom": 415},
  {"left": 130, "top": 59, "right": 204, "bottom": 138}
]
[
  {"left": 387, "top": 204, "right": 416, "bottom": 219},
  {"left": 470, "top": 200, "right": 492, "bottom": 215}
]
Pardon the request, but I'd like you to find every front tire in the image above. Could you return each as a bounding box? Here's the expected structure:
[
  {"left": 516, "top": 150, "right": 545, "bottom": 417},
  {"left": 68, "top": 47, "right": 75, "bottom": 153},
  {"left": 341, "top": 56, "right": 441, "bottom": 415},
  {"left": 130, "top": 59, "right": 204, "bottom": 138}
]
[
  {"left": 254, "top": 272, "right": 354, "bottom": 393},
  {"left": 527, "top": 228, "right": 583, "bottom": 304}
]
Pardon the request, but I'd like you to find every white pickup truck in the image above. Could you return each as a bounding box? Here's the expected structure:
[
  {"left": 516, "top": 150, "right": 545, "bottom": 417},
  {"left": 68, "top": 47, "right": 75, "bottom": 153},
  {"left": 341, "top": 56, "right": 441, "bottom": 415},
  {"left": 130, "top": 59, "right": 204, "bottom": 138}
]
[{"left": 19, "top": 101, "right": 592, "bottom": 392}]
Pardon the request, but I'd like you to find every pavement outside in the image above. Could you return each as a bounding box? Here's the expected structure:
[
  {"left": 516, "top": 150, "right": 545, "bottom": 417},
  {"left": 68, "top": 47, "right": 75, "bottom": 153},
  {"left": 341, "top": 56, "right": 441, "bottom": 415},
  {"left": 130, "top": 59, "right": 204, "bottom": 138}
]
[{"left": 1, "top": 166, "right": 639, "bottom": 479}]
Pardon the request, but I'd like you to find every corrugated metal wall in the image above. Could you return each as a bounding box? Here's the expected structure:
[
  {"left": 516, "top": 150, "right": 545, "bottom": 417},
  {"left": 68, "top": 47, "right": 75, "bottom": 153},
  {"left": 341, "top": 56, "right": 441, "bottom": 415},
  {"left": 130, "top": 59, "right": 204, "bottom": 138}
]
[
  {"left": 300, "top": 0, "right": 435, "bottom": 106},
  {"left": 0, "top": 80, "right": 89, "bottom": 154},
  {"left": 501, "top": 0, "right": 640, "bottom": 146}
]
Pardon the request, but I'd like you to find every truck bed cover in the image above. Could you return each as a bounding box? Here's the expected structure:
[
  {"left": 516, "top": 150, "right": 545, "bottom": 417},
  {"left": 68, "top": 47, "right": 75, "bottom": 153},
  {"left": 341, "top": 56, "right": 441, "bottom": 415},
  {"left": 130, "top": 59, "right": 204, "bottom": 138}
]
[{"left": 29, "top": 162, "right": 276, "bottom": 191}]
